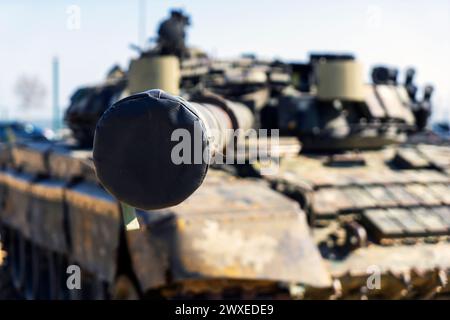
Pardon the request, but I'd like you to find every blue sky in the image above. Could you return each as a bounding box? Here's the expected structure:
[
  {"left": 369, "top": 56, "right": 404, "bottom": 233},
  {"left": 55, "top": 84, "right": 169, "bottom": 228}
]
[{"left": 0, "top": 0, "right": 449, "bottom": 123}]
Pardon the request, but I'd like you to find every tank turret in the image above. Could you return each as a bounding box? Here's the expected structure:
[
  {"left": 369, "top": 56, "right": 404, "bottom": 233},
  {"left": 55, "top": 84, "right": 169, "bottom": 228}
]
[{"left": 272, "top": 55, "right": 433, "bottom": 151}]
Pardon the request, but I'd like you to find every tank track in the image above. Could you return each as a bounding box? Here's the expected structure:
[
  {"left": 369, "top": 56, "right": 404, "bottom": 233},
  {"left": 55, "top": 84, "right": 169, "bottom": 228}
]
[
  {"left": 0, "top": 239, "right": 21, "bottom": 300},
  {"left": 2, "top": 225, "right": 450, "bottom": 300},
  {"left": 0, "top": 227, "right": 110, "bottom": 300},
  {"left": 0, "top": 267, "right": 22, "bottom": 300}
]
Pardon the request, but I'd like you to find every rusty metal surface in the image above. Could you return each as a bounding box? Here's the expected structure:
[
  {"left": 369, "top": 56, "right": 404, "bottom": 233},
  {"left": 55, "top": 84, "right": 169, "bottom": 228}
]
[
  {"left": 0, "top": 171, "right": 34, "bottom": 238},
  {"left": 66, "top": 181, "right": 121, "bottom": 282},
  {"left": 375, "top": 85, "right": 415, "bottom": 124},
  {"left": 126, "top": 169, "right": 332, "bottom": 294},
  {"left": 0, "top": 241, "right": 5, "bottom": 266},
  {"left": 0, "top": 146, "right": 121, "bottom": 287},
  {"left": 29, "top": 179, "right": 67, "bottom": 253},
  {"left": 417, "top": 144, "right": 450, "bottom": 172},
  {"left": 270, "top": 147, "right": 450, "bottom": 219},
  {"left": 11, "top": 143, "right": 51, "bottom": 175},
  {"left": 0, "top": 144, "right": 12, "bottom": 168},
  {"left": 263, "top": 144, "right": 450, "bottom": 299},
  {"left": 48, "top": 149, "right": 93, "bottom": 182},
  {"left": 329, "top": 243, "right": 450, "bottom": 280},
  {"left": 172, "top": 211, "right": 327, "bottom": 284}
]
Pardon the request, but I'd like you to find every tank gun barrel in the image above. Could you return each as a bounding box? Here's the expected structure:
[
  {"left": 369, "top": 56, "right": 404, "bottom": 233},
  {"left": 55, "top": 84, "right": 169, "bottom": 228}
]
[{"left": 93, "top": 89, "right": 253, "bottom": 210}]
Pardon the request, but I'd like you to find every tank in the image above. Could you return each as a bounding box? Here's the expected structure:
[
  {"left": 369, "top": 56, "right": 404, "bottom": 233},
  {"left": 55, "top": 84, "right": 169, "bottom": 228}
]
[
  {"left": 91, "top": 49, "right": 450, "bottom": 299},
  {"left": 218, "top": 54, "right": 450, "bottom": 299},
  {"left": 0, "top": 10, "right": 324, "bottom": 299},
  {"left": 1, "top": 9, "right": 449, "bottom": 300}
]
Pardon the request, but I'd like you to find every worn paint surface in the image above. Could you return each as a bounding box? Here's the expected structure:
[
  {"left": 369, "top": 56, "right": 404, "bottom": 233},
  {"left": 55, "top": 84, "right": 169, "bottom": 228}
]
[{"left": 127, "top": 169, "right": 332, "bottom": 293}]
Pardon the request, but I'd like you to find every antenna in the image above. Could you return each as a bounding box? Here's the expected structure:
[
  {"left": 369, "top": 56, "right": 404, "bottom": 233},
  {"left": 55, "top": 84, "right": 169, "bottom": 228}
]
[{"left": 52, "top": 56, "right": 60, "bottom": 133}]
